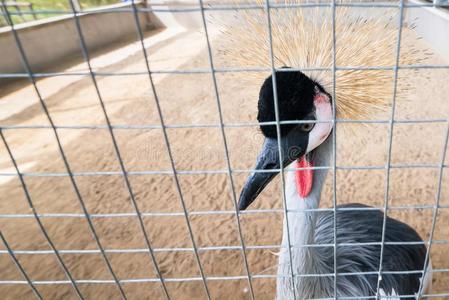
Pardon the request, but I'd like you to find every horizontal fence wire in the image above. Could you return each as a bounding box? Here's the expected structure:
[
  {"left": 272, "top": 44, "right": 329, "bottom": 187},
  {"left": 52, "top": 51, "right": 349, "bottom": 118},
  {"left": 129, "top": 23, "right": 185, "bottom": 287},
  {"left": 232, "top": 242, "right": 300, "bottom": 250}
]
[
  {"left": 1, "top": 267, "right": 449, "bottom": 283},
  {"left": 1, "top": 163, "right": 448, "bottom": 178},
  {"left": 2, "top": 238, "right": 449, "bottom": 254},
  {"left": 1, "top": 203, "right": 449, "bottom": 218},
  {"left": 1, "top": 0, "right": 449, "bottom": 299},
  {"left": 2, "top": 64, "right": 449, "bottom": 79},
  {"left": 1, "top": 1, "right": 449, "bottom": 17},
  {"left": 2, "top": 118, "right": 449, "bottom": 130}
]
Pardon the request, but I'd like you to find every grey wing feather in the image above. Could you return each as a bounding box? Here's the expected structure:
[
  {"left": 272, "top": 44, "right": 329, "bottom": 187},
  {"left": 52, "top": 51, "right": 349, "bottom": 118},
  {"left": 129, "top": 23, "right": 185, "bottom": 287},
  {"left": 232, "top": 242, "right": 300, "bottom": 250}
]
[{"left": 313, "top": 203, "right": 427, "bottom": 299}]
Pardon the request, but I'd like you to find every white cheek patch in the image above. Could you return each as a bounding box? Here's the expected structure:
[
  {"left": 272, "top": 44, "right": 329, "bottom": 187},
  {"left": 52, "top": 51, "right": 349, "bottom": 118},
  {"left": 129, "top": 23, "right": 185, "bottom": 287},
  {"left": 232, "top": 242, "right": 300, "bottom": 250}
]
[{"left": 306, "top": 92, "right": 333, "bottom": 153}]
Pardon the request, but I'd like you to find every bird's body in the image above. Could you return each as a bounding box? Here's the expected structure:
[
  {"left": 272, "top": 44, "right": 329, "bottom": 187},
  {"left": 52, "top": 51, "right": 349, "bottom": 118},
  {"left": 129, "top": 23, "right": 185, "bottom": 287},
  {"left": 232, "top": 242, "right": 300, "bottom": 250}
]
[
  {"left": 278, "top": 202, "right": 428, "bottom": 299},
  {"left": 276, "top": 137, "right": 430, "bottom": 299}
]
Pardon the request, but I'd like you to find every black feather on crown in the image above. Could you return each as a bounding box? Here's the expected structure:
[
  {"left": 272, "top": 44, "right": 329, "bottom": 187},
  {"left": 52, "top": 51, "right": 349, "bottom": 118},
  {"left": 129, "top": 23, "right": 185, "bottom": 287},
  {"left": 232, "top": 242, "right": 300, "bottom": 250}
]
[{"left": 257, "top": 69, "right": 321, "bottom": 138}]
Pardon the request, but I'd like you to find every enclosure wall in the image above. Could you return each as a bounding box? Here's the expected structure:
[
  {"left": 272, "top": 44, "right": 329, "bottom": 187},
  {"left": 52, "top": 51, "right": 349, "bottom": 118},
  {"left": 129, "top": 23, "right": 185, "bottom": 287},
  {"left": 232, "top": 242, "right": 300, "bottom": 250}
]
[
  {"left": 0, "top": 2, "right": 160, "bottom": 78},
  {"left": 406, "top": 0, "right": 449, "bottom": 60}
]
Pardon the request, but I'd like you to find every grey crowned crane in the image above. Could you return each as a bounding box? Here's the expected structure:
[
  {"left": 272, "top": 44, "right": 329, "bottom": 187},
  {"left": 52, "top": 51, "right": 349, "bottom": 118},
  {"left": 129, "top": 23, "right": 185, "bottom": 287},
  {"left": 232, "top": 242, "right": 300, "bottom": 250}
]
[
  {"left": 237, "top": 70, "right": 432, "bottom": 299},
  {"left": 215, "top": 1, "right": 433, "bottom": 298}
]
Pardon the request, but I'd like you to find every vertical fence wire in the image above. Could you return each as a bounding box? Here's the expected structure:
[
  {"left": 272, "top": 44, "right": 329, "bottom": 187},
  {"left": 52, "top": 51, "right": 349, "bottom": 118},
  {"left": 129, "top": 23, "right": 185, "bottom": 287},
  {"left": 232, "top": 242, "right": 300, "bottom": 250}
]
[
  {"left": 263, "top": 1, "right": 297, "bottom": 299},
  {"left": 5, "top": 2, "right": 128, "bottom": 299},
  {"left": 68, "top": 0, "right": 176, "bottom": 298},
  {"left": 0, "top": 232, "right": 43, "bottom": 300},
  {"left": 375, "top": 0, "right": 406, "bottom": 298},
  {"left": 330, "top": 0, "right": 338, "bottom": 298},
  {"left": 196, "top": 0, "right": 256, "bottom": 299},
  {"left": 127, "top": 1, "right": 172, "bottom": 299},
  {"left": 116, "top": 2, "right": 212, "bottom": 299},
  {"left": 0, "top": 130, "right": 83, "bottom": 299},
  {"left": 416, "top": 121, "right": 449, "bottom": 298},
  {"left": 2, "top": 6, "right": 90, "bottom": 299}
]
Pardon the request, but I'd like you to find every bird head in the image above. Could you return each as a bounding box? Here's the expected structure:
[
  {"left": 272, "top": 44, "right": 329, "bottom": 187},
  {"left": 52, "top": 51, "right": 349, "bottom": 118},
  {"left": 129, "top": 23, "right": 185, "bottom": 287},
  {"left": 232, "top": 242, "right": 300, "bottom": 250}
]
[
  {"left": 238, "top": 69, "right": 333, "bottom": 210},
  {"left": 221, "top": 4, "right": 428, "bottom": 211}
]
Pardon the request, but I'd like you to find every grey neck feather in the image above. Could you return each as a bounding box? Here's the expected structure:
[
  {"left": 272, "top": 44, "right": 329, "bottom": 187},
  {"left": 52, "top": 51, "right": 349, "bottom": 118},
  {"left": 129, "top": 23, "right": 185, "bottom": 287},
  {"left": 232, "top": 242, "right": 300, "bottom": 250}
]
[{"left": 276, "top": 135, "right": 333, "bottom": 300}]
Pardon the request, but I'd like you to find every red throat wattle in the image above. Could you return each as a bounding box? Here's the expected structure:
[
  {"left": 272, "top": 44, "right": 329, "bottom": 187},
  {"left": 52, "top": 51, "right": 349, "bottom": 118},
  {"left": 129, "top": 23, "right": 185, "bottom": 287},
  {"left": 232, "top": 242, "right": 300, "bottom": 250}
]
[{"left": 295, "top": 156, "right": 313, "bottom": 198}]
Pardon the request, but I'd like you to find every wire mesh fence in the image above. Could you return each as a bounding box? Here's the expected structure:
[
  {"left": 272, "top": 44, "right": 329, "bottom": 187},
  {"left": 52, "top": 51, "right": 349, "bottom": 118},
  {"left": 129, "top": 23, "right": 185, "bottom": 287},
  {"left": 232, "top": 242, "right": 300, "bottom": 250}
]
[{"left": 1, "top": 0, "right": 449, "bottom": 299}]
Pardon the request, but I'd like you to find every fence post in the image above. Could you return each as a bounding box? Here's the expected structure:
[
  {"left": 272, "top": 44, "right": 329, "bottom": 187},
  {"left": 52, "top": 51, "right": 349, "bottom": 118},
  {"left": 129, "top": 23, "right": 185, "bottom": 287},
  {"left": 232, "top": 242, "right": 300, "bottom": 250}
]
[
  {"left": 29, "top": 3, "right": 37, "bottom": 20},
  {"left": 0, "top": 0, "right": 9, "bottom": 26},
  {"left": 71, "top": 0, "right": 81, "bottom": 11},
  {"left": 141, "top": 0, "right": 154, "bottom": 29}
]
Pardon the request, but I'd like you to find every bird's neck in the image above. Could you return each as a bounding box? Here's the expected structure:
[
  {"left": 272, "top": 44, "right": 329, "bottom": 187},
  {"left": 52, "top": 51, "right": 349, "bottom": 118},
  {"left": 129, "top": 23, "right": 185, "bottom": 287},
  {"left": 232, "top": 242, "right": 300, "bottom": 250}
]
[{"left": 277, "top": 136, "right": 332, "bottom": 299}]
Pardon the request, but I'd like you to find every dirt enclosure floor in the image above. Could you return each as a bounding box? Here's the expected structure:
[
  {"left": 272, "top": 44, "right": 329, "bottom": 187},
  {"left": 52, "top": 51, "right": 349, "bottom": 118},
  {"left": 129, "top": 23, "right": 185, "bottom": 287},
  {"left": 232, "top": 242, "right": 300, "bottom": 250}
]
[{"left": 1, "top": 10, "right": 449, "bottom": 300}]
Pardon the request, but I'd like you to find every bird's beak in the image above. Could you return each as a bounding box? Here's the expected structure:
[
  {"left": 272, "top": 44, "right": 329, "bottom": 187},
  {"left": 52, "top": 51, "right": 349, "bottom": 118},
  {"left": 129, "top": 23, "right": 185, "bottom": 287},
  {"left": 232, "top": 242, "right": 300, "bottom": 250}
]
[{"left": 238, "top": 130, "right": 309, "bottom": 210}]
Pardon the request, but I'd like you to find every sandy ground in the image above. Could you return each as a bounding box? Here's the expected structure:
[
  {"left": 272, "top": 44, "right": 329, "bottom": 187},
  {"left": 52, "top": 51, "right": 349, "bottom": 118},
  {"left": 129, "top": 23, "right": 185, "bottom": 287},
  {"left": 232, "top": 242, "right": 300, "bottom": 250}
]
[{"left": 1, "top": 11, "right": 449, "bottom": 300}]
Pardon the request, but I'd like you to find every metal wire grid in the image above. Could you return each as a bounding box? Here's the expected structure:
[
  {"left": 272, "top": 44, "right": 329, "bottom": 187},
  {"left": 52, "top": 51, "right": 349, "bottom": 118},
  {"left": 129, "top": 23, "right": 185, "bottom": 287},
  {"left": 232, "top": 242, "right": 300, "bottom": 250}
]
[
  {"left": 0, "top": 232, "right": 43, "bottom": 300},
  {"left": 0, "top": 0, "right": 449, "bottom": 299},
  {"left": 376, "top": 0, "right": 406, "bottom": 296}
]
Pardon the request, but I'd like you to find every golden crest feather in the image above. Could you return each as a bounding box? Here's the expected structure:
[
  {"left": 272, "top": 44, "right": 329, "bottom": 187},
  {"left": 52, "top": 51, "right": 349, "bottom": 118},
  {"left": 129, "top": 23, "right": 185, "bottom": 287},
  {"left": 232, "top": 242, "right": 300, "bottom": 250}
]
[{"left": 213, "top": 0, "right": 429, "bottom": 120}]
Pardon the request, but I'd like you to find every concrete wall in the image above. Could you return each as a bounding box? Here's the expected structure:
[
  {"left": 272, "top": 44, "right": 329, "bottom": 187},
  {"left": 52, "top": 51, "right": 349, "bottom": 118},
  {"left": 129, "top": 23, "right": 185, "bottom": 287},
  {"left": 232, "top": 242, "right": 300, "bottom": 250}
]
[
  {"left": 405, "top": 0, "right": 449, "bottom": 61},
  {"left": 2, "top": 0, "right": 447, "bottom": 77},
  {"left": 0, "top": 1, "right": 161, "bottom": 76}
]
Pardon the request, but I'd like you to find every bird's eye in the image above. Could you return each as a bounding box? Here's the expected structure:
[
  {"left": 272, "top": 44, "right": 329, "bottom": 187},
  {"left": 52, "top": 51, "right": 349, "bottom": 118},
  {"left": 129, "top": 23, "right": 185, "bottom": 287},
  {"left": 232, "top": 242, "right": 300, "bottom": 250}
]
[{"left": 300, "top": 122, "right": 315, "bottom": 132}]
